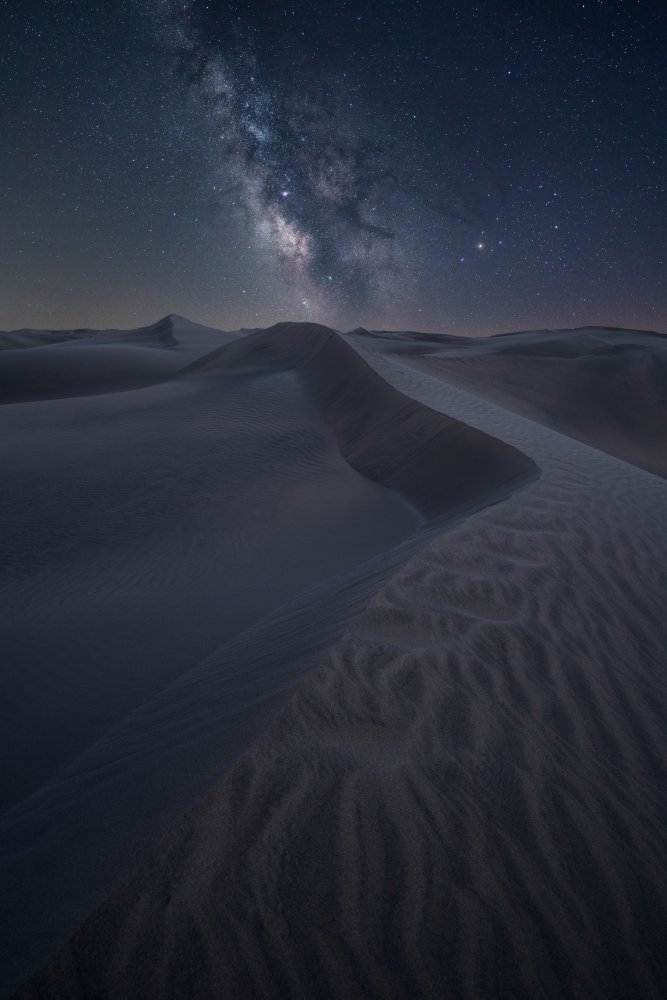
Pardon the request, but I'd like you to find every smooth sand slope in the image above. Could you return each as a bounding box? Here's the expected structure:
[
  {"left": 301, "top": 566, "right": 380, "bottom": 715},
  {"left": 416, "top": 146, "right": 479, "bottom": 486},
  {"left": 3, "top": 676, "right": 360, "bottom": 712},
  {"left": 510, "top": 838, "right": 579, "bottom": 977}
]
[
  {"left": 0, "top": 322, "right": 536, "bottom": 997},
  {"left": 0, "top": 315, "right": 241, "bottom": 402},
  {"left": 14, "top": 323, "right": 667, "bottom": 1000}
]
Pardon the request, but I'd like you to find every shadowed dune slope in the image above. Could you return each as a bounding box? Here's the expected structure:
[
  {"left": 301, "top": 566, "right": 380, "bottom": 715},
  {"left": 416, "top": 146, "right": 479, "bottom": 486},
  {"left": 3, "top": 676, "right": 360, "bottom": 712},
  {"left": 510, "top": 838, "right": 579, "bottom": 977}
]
[
  {"left": 17, "top": 340, "right": 667, "bottom": 1000},
  {"left": 0, "top": 342, "right": 186, "bottom": 403},
  {"left": 0, "top": 315, "right": 182, "bottom": 354},
  {"left": 184, "top": 322, "right": 539, "bottom": 519},
  {"left": 0, "top": 315, "right": 245, "bottom": 403},
  {"left": 0, "top": 323, "right": 538, "bottom": 997},
  {"left": 0, "top": 314, "right": 219, "bottom": 351},
  {"left": 350, "top": 326, "right": 667, "bottom": 478},
  {"left": 0, "top": 330, "right": 86, "bottom": 350}
]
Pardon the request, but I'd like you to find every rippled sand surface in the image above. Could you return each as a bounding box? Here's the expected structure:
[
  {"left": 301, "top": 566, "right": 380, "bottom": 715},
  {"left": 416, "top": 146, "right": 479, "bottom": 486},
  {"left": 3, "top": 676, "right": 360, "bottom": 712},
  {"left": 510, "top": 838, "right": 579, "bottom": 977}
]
[{"left": 5, "top": 321, "right": 667, "bottom": 999}]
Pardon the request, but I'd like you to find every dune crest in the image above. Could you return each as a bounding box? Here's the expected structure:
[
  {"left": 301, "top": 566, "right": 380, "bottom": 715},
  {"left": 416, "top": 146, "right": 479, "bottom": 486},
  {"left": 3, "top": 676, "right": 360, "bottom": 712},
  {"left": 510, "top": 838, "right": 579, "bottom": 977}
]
[
  {"left": 17, "top": 322, "right": 667, "bottom": 1000},
  {"left": 0, "top": 322, "right": 538, "bottom": 997},
  {"left": 183, "top": 322, "right": 539, "bottom": 519},
  {"left": 348, "top": 325, "right": 667, "bottom": 478},
  {"left": 15, "top": 325, "right": 667, "bottom": 1000}
]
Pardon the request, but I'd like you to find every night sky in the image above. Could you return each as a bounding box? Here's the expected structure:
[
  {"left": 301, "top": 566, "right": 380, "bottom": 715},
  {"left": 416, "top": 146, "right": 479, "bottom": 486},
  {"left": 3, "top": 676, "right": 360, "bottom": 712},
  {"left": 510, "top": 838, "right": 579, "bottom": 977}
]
[{"left": 1, "top": 0, "right": 665, "bottom": 335}]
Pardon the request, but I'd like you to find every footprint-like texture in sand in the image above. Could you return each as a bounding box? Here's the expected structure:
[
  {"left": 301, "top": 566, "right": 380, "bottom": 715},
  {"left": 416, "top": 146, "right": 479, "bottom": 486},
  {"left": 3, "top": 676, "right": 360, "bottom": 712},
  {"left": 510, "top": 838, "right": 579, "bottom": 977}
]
[{"left": 0, "top": 321, "right": 538, "bottom": 997}]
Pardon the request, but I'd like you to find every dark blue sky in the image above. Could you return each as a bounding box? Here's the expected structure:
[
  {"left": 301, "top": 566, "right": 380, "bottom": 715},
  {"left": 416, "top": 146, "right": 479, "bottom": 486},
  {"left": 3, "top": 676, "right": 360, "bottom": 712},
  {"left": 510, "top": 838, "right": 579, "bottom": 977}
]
[{"left": 1, "top": 0, "right": 665, "bottom": 334}]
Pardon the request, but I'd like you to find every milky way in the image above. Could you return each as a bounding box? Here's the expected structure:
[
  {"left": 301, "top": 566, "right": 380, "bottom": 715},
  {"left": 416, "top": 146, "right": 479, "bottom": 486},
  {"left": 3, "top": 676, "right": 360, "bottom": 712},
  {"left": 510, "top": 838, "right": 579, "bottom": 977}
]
[
  {"left": 1, "top": 1, "right": 664, "bottom": 333},
  {"left": 146, "top": 0, "right": 405, "bottom": 319}
]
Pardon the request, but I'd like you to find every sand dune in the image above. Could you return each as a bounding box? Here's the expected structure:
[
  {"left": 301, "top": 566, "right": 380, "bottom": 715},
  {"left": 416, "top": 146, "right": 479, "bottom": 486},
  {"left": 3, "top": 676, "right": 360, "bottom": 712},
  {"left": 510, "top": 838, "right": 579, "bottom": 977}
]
[
  {"left": 13, "top": 323, "right": 667, "bottom": 1000},
  {"left": 11, "top": 324, "right": 665, "bottom": 1000},
  {"left": 0, "top": 314, "right": 225, "bottom": 352},
  {"left": 0, "top": 322, "right": 537, "bottom": 997},
  {"left": 184, "top": 322, "right": 537, "bottom": 518},
  {"left": 0, "top": 341, "right": 186, "bottom": 403},
  {"left": 0, "top": 315, "right": 244, "bottom": 403},
  {"left": 0, "top": 330, "right": 86, "bottom": 350},
  {"left": 348, "top": 326, "right": 667, "bottom": 478}
]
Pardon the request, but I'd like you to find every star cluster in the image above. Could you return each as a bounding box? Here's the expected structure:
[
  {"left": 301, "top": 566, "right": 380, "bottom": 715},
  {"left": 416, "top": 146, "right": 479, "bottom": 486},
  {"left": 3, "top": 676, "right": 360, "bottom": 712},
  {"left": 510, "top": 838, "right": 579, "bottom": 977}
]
[{"left": 1, "top": 0, "right": 665, "bottom": 333}]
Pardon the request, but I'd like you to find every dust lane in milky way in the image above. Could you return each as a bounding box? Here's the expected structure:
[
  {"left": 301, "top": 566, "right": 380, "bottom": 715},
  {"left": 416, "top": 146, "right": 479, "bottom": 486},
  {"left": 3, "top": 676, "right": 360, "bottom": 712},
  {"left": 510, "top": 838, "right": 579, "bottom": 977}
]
[{"left": 1, "top": 0, "right": 665, "bottom": 333}]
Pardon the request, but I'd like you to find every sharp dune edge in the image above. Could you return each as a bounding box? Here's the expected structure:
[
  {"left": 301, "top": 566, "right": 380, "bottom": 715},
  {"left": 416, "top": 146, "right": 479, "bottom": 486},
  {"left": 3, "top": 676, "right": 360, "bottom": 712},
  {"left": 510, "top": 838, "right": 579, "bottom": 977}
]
[
  {"left": 179, "top": 322, "right": 538, "bottom": 519},
  {"left": 347, "top": 325, "right": 667, "bottom": 479},
  {"left": 2, "top": 321, "right": 666, "bottom": 999},
  {"left": 0, "top": 321, "right": 536, "bottom": 997}
]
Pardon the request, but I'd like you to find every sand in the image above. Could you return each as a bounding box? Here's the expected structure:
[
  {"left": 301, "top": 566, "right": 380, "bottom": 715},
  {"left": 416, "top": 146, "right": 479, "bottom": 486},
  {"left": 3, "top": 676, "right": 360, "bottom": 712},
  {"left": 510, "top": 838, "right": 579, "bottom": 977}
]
[
  {"left": 347, "top": 326, "right": 667, "bottom": 479},
  {"left": 0, "top": 315, "right": 243, "bottom": 403},
  {"left": 0, "top": 320, "right": 535, "bottom": 997},
  {"left": 3, "top": 321, "right": 666, "bottom": 998}
]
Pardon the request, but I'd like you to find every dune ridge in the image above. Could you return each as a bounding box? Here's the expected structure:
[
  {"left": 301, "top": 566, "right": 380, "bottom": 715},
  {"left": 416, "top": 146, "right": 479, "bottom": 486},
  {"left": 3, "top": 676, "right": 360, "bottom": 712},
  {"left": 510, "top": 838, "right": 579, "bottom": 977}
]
[
  {"left": 11, "top": 326, "right": 667, "bottom": 1000},
  {"left": 0, "top": 315, "right": 240, "bottom": 403},
  {"left": 0, "top": 323, "right": 538, "bottom": 997},
  {"left": 15, "top": 331, "right": 667, "bottom": 1000},
  {"left": 348, "top": 326, "right": 667, "bottom": 479},
  {"left": 182, "top": 321, "right": 539, "bottom": 519}
]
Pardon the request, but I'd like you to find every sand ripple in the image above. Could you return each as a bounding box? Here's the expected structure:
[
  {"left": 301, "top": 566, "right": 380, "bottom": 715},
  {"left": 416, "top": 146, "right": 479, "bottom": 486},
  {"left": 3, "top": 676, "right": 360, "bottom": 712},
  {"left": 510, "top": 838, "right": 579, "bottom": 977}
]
[{"left": 16, "top": 332, "right": 667, "bottom": 999}]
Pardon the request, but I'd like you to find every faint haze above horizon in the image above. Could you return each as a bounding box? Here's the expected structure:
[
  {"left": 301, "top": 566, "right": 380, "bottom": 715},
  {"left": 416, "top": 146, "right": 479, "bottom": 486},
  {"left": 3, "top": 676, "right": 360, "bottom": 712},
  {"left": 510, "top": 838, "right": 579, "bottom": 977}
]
[{"left": 1, "top": 1, "right": 665, "bottom": 335}]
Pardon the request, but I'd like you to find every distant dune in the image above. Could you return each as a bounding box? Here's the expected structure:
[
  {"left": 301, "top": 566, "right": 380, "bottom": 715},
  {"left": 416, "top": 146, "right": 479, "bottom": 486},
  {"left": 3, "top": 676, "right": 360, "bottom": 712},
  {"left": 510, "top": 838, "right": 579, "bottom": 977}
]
[
  {"left": 2, "top": 320, "right": 666, "bottom": 999},
  {"left": 0, "top": 315, "right": 239, "bottom": 402},
  {"left": 348, "top": 325, "right": 667, "bottom": 478}
]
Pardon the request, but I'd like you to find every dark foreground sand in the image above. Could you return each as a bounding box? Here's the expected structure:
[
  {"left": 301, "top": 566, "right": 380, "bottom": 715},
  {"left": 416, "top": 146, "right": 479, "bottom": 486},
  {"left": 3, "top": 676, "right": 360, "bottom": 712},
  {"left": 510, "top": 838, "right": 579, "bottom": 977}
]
[
  {"left": 0, "top": 319, "right": 534, "bottom": 997},
  {"left": 3, "top": 321, "right": 667, "bottom": 999}
]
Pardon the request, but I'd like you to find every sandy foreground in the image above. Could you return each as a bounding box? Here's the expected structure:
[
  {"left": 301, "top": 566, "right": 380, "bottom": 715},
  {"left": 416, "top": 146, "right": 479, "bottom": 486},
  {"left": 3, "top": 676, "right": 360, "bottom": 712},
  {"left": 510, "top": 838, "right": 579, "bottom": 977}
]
[{"left": 1, "top": 319, "right": 666, "bottom": 998}]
